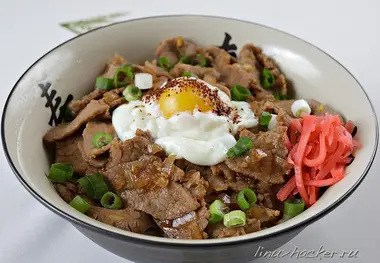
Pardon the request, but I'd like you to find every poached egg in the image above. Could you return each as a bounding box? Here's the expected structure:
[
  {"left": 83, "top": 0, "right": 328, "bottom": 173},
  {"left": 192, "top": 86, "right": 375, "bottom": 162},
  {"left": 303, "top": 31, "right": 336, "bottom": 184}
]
[{"left": 112, "top": 77, "right": 258, "bottom": 165}]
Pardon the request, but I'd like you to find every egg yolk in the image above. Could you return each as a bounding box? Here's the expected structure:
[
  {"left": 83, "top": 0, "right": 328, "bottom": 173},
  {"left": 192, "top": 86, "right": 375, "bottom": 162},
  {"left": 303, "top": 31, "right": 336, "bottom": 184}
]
[{"left": 158, "top": 86, "right": 214, "bottom": 118}]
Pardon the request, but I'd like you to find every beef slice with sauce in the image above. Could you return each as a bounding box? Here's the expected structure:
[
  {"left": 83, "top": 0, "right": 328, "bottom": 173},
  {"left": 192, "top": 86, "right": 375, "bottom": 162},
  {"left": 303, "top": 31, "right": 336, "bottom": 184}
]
[
  {"left": 121, "top": 182, "right": 199, "bottom": 221},
  {"left": 69, "top": 54, "right": 126, "bottom": 116},
  {"left": 102, "top": 149, "right": 184, "bottom": 192},
  {"left": 208, "top": 163, "right": 255, "bottom": 193},
  {"left": 208, "top": 218, "right": 261, "bottom": 239},
  {"left": 54, "top": 182, "right": 78, "bottom": 203},
  {"left": 155, "top": 37, "right": 198, "bottom": 65},
  {"left": 77, "top": 139, "right": 108, "bottom": 174},
  {"left": 69, "top": 89, "right": 106, "bottom": 117},
  {"left": 239, "top": 43, "right": 288, "bottom": 96},
  {"left": 205, "top": 46, "right": 235, "bottom": 71},
  {"left": 237, "top": 44, "right": 268, "bottom": 95},
  {"left": 44, "top": 100, "right": 110, "bottom": 143},
  {"left": 181, "top": 170, "right": 209, "bottom": 201},
  {"left": 87, "top": 206, "right": 153, "bottom": 234},
  {"left": 106, "top": 133, "right": 163, "bottom": 169},
  {"left": 246, "top": 205, "right": 281, "bottom": 227},
  {"left": 169, "top": 64, "right": 220, "bottom": 83},
  {"left": 103, "top": 155, "right": 176, "bottom": 192},
  {"left": 143, "top": 61, "right": 173, "bottom": 79},
  {"left": 225, "top": 127, "right": 291, "bottom": 184},
  {"left": 155, "top": 201, "right": 210, "bottom": 240},
  {"left": 82, "top": 121, "right": 116, "bottom": 159},
  {"left": 102, "top": 88, "right": 126, "bottom": 109},
  {"left": 55, "top": 134, "right": 88, "bottom": 175}
]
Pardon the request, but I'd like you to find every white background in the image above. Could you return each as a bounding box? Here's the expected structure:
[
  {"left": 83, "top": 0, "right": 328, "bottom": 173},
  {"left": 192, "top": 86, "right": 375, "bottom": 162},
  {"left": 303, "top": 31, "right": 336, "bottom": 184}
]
[{"left": 0, "top": 0, "right": 379, "bottom": 262}]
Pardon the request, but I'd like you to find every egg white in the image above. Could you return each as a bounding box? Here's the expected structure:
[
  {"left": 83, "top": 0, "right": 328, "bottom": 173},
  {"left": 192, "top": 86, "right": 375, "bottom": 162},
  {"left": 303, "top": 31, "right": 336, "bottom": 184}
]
[{"left": 112, "top": 78, "right": 259, "bottom": 166}]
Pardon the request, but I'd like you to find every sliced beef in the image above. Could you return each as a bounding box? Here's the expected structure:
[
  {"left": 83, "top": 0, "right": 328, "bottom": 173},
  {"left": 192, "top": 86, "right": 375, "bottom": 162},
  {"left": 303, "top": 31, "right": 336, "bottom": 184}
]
[
  {"left": 78, "top": 140, "right": 108, "bottom": 171},
  {"left": 69, "top": 89, "right": 106, "bottom": 116},
  {"left": 102, "top": 155, "right": 163, "bottom": 191},
  {"left": 206, "top": 46, "right": 235, "bottom": 70},
  {"left": 154, "top": 200, "right": 209, "bottom": 239},
  {"left": 275, "top": 99, "right": 340, "bottom": 118},
  {"left": 103, "top": 89, "right": 126, "bottom": 109},
  {"left": 143, "top": 61, "right": 173, "bottom": 79},
  {"left": 106, "top": 134, "right": 163, "bottom": 169},
  {"left": 54, "top": 182, "right": 78, "bottom": 203},
  {"left": 196, "top": 200, "right": 210, "bottom": 234},
  {"left": 244, "top": 218, "right": 262, "bottom": 234},
  {"left": 87, "top": 206, "right": 153, "bottom": 234},
  {"left": 207, "top": 163, "right": 254, "bottom": 192},
  {"left": 69, "top": 55, "right": 126, "bottom": 116},
  {"left": 253, "top": 46, "right": 288, "bottom": 96},
  {"left": 219, "top": 64, "right": 254, "bottom": 90},
  {"left": 82, "top": 121, "right": 116, "bottom": 159},
  {"left": 161, "top": 155, "right": 185, "bottom": 182},
  {"left": 155, "top": 37, "right": 198, "bottom": 65},
  {"left": 182, "top": 170, "right": 209, "bottom": 200},
  {"left": 246, "top": 205, "right": 281, "bottom": 227},
  {"left": 155, "top": 211, "right": 203, "bottom": 239},
  {"left": 238, "top": 44, "right": 267, "bottom": 96},
  {"left": 238, "top": 43, "right": 289, "bottom": 96},
  {"left": 219, "top": 163, "right": 255, "bottom": 192},
  {"left": 238, "top": 44, "right": 260, "bottom": 69},
  {"left": 225, "top": 126, "right": 291, "bottom": 184},
  {"left": 55, "top": 134, "right": 88, "bottom": 175},
  {"left": 44, "top": 100, "right": 109, "bottom": 143},
  {"left": 208, "top": 218, "right": 261, "bottom": 239},
  {"left": 121, "top": 182, "right": 199, "bottom": 221},
  {"left": 102, "top": 154, "right": 183, "bottom": 192},
  {"left": 208, "top": 223, "right": 246, "bottom": 238},
  {"left": 256, "top": 183, "right": 284, "bottom": 210},
  {"left": 208, "top": 165, "right": 228, "bottom": 192},
  {"left": 250, "top": 98, "right": 278, "bottom": 117},
  {"left": 102, "top": 54, "right": 127, "bottom": 78},
  {"left": 169, "top": 64, "right": 220, "bottom": 82}
]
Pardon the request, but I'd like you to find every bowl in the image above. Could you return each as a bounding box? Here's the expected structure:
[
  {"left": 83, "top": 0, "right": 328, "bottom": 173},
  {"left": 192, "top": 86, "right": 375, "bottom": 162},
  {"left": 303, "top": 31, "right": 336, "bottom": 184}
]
[{"left": 2, "top": 15, "right": 378, "bottom": 263}]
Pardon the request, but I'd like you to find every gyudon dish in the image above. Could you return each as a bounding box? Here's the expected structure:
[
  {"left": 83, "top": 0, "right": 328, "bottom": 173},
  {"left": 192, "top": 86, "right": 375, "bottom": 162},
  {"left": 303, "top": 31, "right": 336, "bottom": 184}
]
[{"left": 43, "top": 37, "right": 361, "bottom": 239}]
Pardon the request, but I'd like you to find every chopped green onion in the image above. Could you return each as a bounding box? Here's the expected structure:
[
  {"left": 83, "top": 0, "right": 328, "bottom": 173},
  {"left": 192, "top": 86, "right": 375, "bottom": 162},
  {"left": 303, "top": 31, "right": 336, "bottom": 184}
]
[
  {"left": 95, "top": 77, "right": 114, "bottom": 90},
  {"left": 273, "top": 92, "right": 291, "bottom": 100},
  {"left": 226, "top": 137, "right": 253, "bottom": 158},
  {"left": 237, "top": 188, "right": 257, "bottom": 210},
  {"left": 92, "top": 132, "right": 113, "bottom": 148},
  {"left": 284, "top": 199, "right": 305, "bottom": 217},
  {"left": 231, "top": 85, "right": 251, "bottom": 101},
  {"left": 63, "top": 104, "right": 74, "bottom": 122},
  {"left": 122, "top": 85, "right": 142, "bottom": 101},
  {"left": 259, "top": 111, "right": 272, "bottom": 127},
  {"left": 182, "top": 71, "right": 197, "bottom": 78},
  {"left": 179, "top": 56, "right": 192, "bottom": 64},
  {"left": 209, "top": 200, "right": 228, "bottom": 224},
  {"left": 69, "top": 195, "right": 89, "bottom": 213},
  {"left": 77, "top": 173, "right": 108, "bottom": 200},
  {"left": 100, "top": 192, "right": 123, "bottom": 209},
  {"left": 196, "top": 54, "right": 208, "bottom": 67},
  {"left": 158, "top": 57, "right": 173, "bottom": 71},
  {"left": 261, "top": 68, "right": 275, "bottom": 89},
  {"left": 48, "top": 163, "right": 73, "bottom": 183},
  {"left": 113, "top": 64, "right": 134, "bottom": 88},
  {"left": 223, "top": 210, "right": 246, "bottom": 228}
]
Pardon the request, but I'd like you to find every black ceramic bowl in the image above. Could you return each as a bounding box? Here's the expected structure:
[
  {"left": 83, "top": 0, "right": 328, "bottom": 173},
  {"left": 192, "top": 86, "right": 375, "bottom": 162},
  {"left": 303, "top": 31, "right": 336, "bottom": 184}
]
[{"left": 2, "top": 15, "right": 378, "bottom": 263}]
